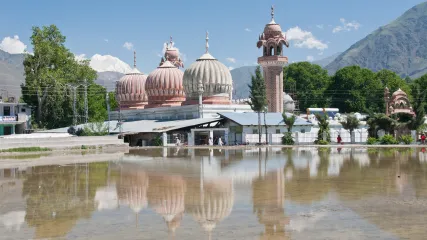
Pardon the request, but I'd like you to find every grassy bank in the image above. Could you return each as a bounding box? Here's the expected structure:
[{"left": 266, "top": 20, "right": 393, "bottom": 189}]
[{"left": 1, "top": 147, "right": 52, "bottom": 153}]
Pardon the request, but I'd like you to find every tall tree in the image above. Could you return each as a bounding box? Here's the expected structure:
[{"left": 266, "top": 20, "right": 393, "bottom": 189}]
[
  {"left": 282, "top": 113, "right": 296, "bottom": 133},
  {"left": 410, "top": 83, "right": 426, "bottom": 130},
  {"left": 22, "top": 25, "right": 102, "bottom": 129},
  {"left": 247, "top": 66, "right": 267, "bottom": 144},
  {"left": 340, "top": 114, "right": 360, "bottom": 142},
  {"left": 315, "top": 114, "right": 331, "bottom": 143},
  {"left": 283, "top": 62, "right": 331, "bottom": 111},
  {"left": 329, "top": 66, "right": 381, "bottom": 113}
]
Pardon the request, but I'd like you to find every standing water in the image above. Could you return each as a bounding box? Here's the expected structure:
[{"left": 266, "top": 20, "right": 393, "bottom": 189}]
[{"left": 0, "top": 147, "right": 427, "bottom": 240}]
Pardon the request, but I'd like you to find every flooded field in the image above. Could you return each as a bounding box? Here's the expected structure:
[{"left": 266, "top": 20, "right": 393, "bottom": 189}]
[{"left": 1, "top": 147, "right": 427, "bottom": 240}]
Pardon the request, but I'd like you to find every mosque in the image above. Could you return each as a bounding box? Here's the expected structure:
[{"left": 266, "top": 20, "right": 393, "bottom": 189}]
[{"left": 109, "top": 6, "right": 302, "bottom": 146}]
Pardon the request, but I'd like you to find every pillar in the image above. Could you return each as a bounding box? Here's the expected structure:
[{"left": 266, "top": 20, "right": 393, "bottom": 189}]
[
  {"left": 162, "top": 132, "right": 167, "bottom": 146},
  {"left": 188, "top": 132, "right": 194, "bottom": 146},
  {"left": 209, "top": 131, "right": 213, "bottom": 146},
  {"left": 295, "top": 132, "right": 299, "bottom": 145}
]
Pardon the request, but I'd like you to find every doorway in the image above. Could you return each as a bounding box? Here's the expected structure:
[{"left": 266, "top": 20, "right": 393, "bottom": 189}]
[{"left": 4, "top": 126, "right": 12, "bottom": 135}]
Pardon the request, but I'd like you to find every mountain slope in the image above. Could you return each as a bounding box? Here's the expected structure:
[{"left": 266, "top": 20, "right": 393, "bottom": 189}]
[
  {"left": 326, "top": 2, "right": 427, "bottom": 78},
  {"left": 313, "top": 52, "right": 341, "bottom": 67}
]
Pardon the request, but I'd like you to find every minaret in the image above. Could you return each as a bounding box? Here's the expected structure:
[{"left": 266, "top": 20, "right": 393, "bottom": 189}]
[
  {"left": 257, "top": 5, "right": 290, "bottom": 113},
  {"left": 384, "top": 86, "right": 390, "bottom": 115}
]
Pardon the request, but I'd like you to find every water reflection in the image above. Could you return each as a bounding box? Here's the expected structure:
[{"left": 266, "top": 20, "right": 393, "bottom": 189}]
[{"left": 0, "top": 147, "right": 427, "bottom": 239}]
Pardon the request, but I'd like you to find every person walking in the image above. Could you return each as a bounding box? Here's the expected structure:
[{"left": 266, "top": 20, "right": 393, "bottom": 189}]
[
  {"left": 208, "top": 137, "right": 213, "bottom": 146},
  {"left": 218, "top": 137, "right": 223, "bottom": 146},
  {"left": 337, "top": 134, "right": 342, "bottom": 144},
  {"left": 421, "top": 133, "right": 426, "bottom": 144}
]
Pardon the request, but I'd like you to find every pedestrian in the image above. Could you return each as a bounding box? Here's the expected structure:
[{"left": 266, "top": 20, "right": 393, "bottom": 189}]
[
  {"left": 421, "top": 133, "right": 426, "bottom": 144},
  {"left": 337, "top": 134, "right": 342, "bottom": 144},
  {"left": 175, "top": 137, "right": 181, "bottom": 146},
  {"left": 208, "top": 137, "right": 213, "bottom": 146},
  {"left": 218, "top": 137, "right": 223, "bottom": 146}
]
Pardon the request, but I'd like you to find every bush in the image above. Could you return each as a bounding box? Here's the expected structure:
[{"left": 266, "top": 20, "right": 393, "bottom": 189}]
[
  {"left": 152, "top": 136, "right": 163, "bottom": 146},
  {"left": 379, "top": 134, "right": 398, "bottom": 145},
  {"left": 399, "top": 135, "right": 413, "bottom": 145},
  {"left": 366, "top": 137, "right": 378, "bottom": 145},
  {"left": 316, "top": 140, "right": 329, "bottom": 145},
  {"left": 67, "top": 126, "right": 76, "bottom": 135},
  {"left": 282, "top": 132, "right": 294, "bottom": 145}
]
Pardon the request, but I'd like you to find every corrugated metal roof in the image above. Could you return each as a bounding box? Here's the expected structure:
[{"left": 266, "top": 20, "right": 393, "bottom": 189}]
[
  {"left": 41, "top": 118, "right": 221, "bottom": 134},
  {"left": 218, "top": 112, "right": 312, "bottom": 126}
]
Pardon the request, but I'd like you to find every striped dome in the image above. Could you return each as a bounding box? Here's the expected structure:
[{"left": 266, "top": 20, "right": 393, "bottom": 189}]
[
  {"left": 183, "top": 53, "right": 233, "bottom": 100},
  {"left": 115, "top": 67, "right": 148, "bottom": 108},
  {"left": 145, "top": 61, "right": 185, "bottom": 107}
]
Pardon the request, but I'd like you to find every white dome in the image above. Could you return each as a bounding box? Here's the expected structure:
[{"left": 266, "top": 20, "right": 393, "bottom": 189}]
[
  {"left": 283, "top": 92, "right": 295, "bottom": 112},
  {"left": 183, "top": 53, "right": 233, "bottom": 99}
]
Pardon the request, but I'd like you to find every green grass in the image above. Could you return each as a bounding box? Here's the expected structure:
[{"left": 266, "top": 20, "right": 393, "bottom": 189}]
[{"left": 1, "top": 147, "right": 52, "bottom": 153}]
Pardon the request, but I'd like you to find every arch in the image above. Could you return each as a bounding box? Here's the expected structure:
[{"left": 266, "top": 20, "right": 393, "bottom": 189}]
[
  {"left": 269, "top": 46, "right": 274, "bottom": 56},
  {"left": 263, "top": 46, "right": 267, "bottom": 56},
  {"left": 277, "top": 46, "right": 281, "bottom": 56}
]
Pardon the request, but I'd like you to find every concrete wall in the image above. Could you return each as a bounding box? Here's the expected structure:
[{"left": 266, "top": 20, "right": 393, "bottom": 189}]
[{"left": 0, "top": 136, "right": 126, "bottom": 150}]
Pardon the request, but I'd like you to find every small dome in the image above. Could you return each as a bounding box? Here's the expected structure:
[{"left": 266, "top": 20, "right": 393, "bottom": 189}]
[
  {"left": 392, "top": 88, "right": 407, "bottom": 98},
  {"left": 116, "top": 67, "right": 148, "bottom": 109},
  {"left": 166, "top": 47, "right": 179, "bottom": 60},
  {"left": 145, "top": 61, "right": 185, "bottom": 107},
  {"left": 183, "top": 32, "right": 233, "bottom": 105},
  {"left": 264, "top": 20, "right": 283, "bottom": 36}
]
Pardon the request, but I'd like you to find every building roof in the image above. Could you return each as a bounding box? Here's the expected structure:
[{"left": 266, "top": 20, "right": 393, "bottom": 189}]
[
  {"left": 218, "top": 112, "right": 312, "bottom": 126},
  {"left": 41, "top": 118, "right": 221, "bottom": 134}
]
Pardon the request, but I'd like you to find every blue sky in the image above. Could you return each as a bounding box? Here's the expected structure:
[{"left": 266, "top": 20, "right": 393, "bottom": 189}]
[{"left": 0, "top": 0, "right": 426, "bottom": 73}]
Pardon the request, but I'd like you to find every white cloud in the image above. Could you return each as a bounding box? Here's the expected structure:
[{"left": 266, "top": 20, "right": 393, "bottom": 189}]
[
  {"left": 316, "top": 24, "right": 324, "bottom": 29},
  {"left": 123, "top": 42, "right": 134, "bottom": 50},
  {"left": 0, "top": 35, "right": 27, "bottom": 54},
  {"left": 245, "top": 28, "right": 252, "bottom": 32},
  {"left": 306, "top": 56, "right": 314, "bottom": 62},
  {"left": 332, "top": 18, "right": 361, "bottom": 33},
  {"left": 285, "top": 27, "right": 328, "bottom": 50},
  {"left": 228, "top": 66, "right": 234, "bottom": 70},
  {"left": 318, "top": 52, "right": 324, "bottom": 56},
  {"left": 104, "top": 39, "right": 109, "bottom": 42},
  {"left": 226, "top": 57, "right": 236, "bottom": 63},
  {"left": 75, "top": 54, "right": 87, "bottom": 62},
  {"left": 90, "top": 54, "right": 132, "bottom": 73}
]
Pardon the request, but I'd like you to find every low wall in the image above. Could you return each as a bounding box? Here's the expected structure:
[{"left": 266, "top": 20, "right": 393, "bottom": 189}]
[{"left": 0, "top": 136, "right": 127, "bottom": 150}]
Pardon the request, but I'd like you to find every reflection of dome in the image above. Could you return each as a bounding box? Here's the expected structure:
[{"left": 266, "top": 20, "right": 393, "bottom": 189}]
[
  {"left": 283, "top": 92, "right": 295, "bottom": 112},
  {"left": 183, "top": 33, "right": 232, "bottom": 105},
  {"left": 147, "top": 175, "right": 186, "bottom": 232},
  {"left": 185, "top": 179, "right": 234, "bottom": 234},
  {"left": 117, "top": 170, "right": 149, "bottom": 213},
  {"left": 145, "top": 61, "right": 185, "bottom": 108},
  {"left": 115, "top": 52, "right": 148, "bottom": 109}
]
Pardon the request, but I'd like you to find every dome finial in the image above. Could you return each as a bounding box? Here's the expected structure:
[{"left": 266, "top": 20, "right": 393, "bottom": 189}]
[
  {"left": 133, "top": 50, "right": 137, "bottom": 68},
  {"left": 205, "top": 31, "right": 209, "bottom": 53},
  {"left": 271, "top": 5, "right": 275, "bottom": 21},
  {"left": 170, "top": 36, "right": 173, "bottom": 48}
]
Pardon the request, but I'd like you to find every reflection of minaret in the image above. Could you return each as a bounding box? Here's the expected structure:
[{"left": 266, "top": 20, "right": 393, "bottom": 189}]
[
  {"left": 252, "top": 169, "right": 290, "bottom": 239},
  {"left": 147, "top": 175, "right": 186, "bottom": 238},
  {"left": 185, "top": 175, "right": 234, "bottom": 240},
  {"left": 116, "top": 169, "right": 149, "bottom": 226}
]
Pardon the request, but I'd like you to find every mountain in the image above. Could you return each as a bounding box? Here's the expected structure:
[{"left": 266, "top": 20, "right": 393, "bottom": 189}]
[
  {"left": 95, "top": 71, "right": 124, "bottom": 92},
  {"left": 0, "top": 49, "right": 25, "bottom": 98},
  {"left": 313, "top": 52, "right": 341, "bottom": 67},
  {"left": 326, "top": 2, "right": 427, "bottom": 78},
  {"left": 89, "top": 54, "right": 132, "bottom": 74}
]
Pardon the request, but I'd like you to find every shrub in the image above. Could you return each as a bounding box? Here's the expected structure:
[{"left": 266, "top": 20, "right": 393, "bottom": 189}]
[
  {"left": 282, "top": 132, "right": 294, "bottom": 145},
  {"left": 379, "top": 134, "right": 398, "bottom": 145},
  {"left": 152, "top": 136, "right": 163, "bottom": 146},
  {"left": 316, "top": 140, "right": 329, "bottom": 145},
  {"left": 366, "top": 137, "right": 378, "bottom": 145},
  {"left": 67, "top": 126, "right": 76, "bottom": 135},
  {"left": 399, "top": 135, "right": 413, "bottom": 145}
]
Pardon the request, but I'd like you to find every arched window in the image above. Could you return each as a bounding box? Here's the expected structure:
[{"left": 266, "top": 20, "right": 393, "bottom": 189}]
[
  {"left": 263, "top": 46, "right": 267, "bottom": 56},
  {"left": 269, "top": 46, "right": 274, "bottom": 56},
  {"left": 277, "top": 46, "right": 281, "bottom": 56}
]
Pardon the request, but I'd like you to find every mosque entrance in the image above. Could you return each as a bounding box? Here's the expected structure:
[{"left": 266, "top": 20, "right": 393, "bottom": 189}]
[{"left": 191, "top": 128, "right": 229, "bottom": 146}]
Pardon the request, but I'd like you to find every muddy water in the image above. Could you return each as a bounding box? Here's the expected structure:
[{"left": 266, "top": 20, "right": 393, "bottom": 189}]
[{"left": 1, "top": 147, "right": 427, "bottom": 240}]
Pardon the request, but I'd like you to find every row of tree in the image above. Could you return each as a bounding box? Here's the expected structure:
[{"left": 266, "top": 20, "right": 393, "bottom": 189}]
[
  {"left": 284, "top": 62, "right": 427, "bottom": 114},
  {"left": 21, "top": 25, "right": 117, "bottom": 129}
]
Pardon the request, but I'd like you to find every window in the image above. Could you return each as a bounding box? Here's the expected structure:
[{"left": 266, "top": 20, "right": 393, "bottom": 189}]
[
  {"left": 21, "top": 108, "right": 26, "bottom": 113},
  {"left": 277, "top": 46, "right": 281, "bottom": 55},
  {"left": 300, "top": 129, "right": 306, "bottom": 133},
  {"left": 253, "top": 129, "right": 258, "bottom": 134},
  {"left": 269, "top": 46, "right": 274, "bottom": 56},
  {"left": 3, "top": 106, "right": 10, "bottom": 116},
  {"left": 276, "top": 129, "right": 281, "bottom": 134}
]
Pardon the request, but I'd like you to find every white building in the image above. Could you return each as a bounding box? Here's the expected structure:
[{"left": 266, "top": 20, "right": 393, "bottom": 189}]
[{"left": 0, "top": 99, "right": 31, "bottom": 136}]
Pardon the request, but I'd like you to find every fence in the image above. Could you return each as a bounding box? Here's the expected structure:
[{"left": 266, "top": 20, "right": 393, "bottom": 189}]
[{"left": 244, "top": 129, "right": 369, "bottom": 145}]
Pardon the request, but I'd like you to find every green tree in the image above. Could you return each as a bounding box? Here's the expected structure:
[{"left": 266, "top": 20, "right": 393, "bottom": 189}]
[
  {"left": 282, "top": 113, "right": 296, "bottom": 132},
  {"left": 22, "top": 25, "right": 104, "bottom": 129},
  {"left": 283, "top": 62, "right": 331, "bottom": 111},
  {"left": 247, "top": 66, "right": 267, "bottom": 144},
  {"left": 410, "top": 83, "right": 426, "bottom": 130},
  {"left": 411, "top": 74, "right": 427, "bottom": 113},
  {"left": 366, "top": 113, "right": 398, "bottom": 137},
  {"left": 315, "top": 114, "right": 331, "bottom": 143},
  {"left": 375, "top": 69, "right": 411, "bottom": 95},
  {"left": 329, "top": 66, "right": 381, "bottom": 113},
  {"left": 340, "top": 114, "right": 360, "bottom": 136}
]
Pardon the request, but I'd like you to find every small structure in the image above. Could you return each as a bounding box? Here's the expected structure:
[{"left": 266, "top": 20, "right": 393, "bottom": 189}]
[
  {"left": 0, "top": 98, "right": 31, "bottom": 136},
  {"left": 257, "top": 6, "right": 290, "bottom": 113},
  {"left": 219, "top": 112, "right": 312, "bottom": 144},
  {"left": 384, "top": 87, "right": 415, "bottom": 116},
  {"left": 159, "top": 36, "right": 184, "bottom": 69}
]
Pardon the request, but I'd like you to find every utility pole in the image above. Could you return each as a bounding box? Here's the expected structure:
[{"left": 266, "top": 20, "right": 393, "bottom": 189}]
[
  {"left": 67, "top": 85, "right": 79, "bottom": 128},
  {"left": 84, "top": 79, "right": 88, "bottom": 123},
  {"left": 106, "top": 92, "right": 110, "bottom": 134}
]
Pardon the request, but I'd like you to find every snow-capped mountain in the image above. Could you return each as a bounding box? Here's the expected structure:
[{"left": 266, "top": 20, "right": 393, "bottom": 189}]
[{"left": 88, "top": 54, "right": 132, "bottom": 74}]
